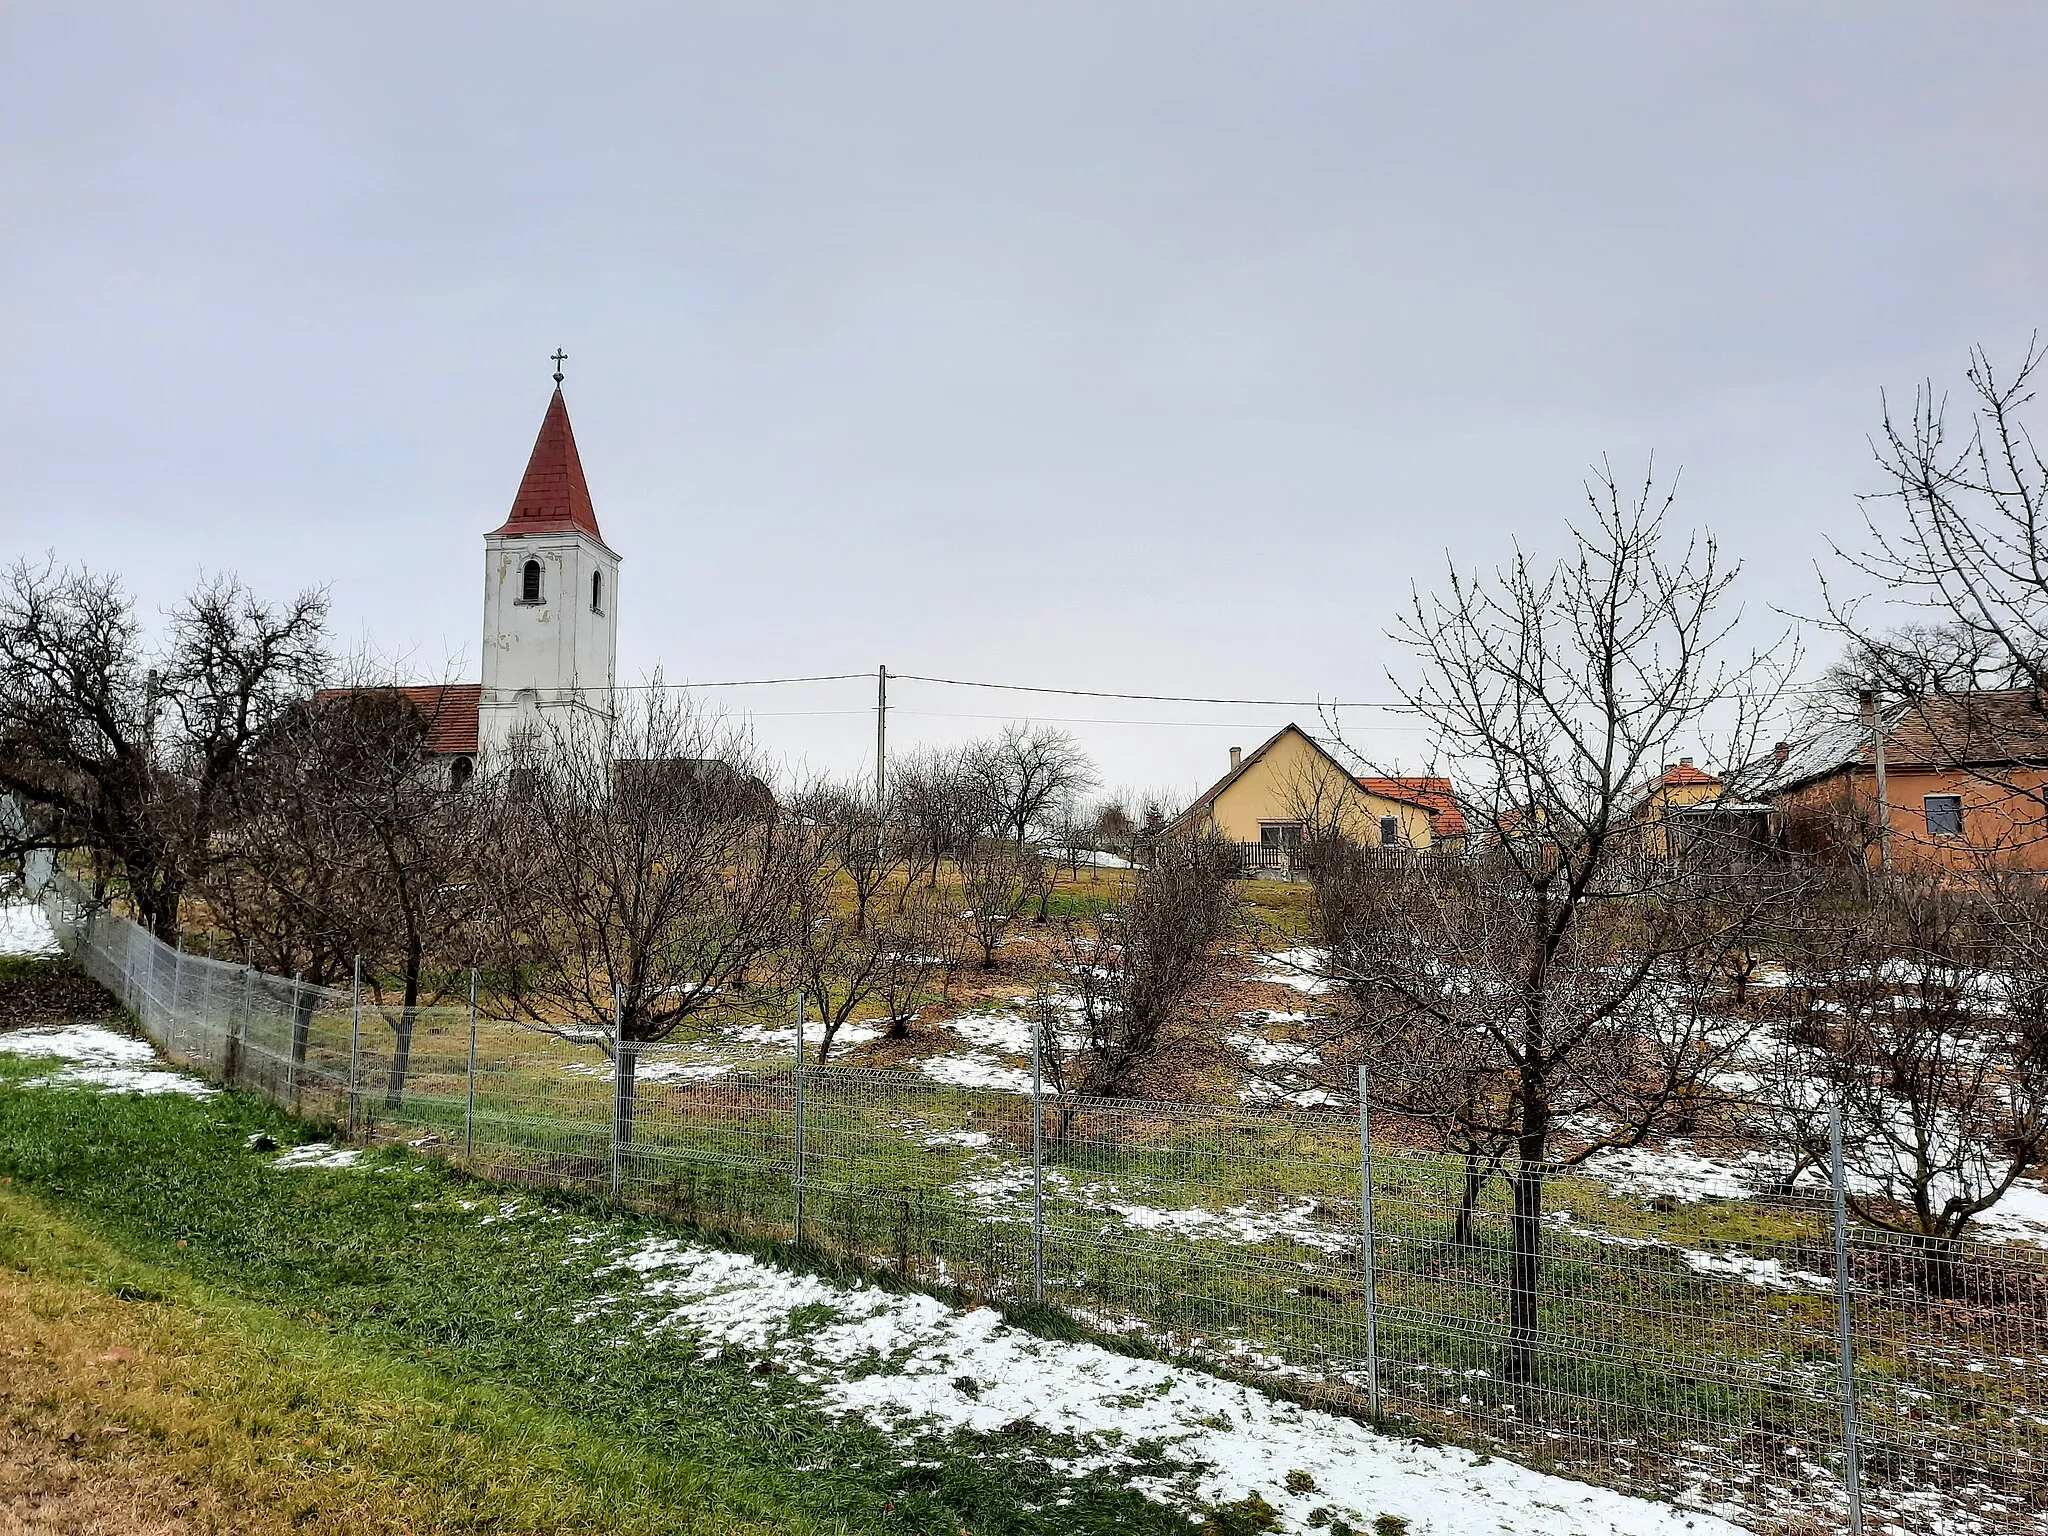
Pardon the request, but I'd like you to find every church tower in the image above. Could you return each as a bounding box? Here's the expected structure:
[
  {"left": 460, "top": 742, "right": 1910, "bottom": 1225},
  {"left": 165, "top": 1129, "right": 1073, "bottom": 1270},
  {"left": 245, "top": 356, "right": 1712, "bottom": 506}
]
[{"left": 477, "top": 372, "right": 620, "bottom": 757}]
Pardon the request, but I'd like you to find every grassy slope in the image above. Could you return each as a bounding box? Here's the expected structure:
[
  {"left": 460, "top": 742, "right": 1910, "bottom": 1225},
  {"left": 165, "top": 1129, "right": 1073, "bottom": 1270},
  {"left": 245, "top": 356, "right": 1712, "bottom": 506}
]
[
  {"left": 0, "top": 1194, "right": 802, "bottom": 1536},
  {"left": 0, "top": 1045, "right": 1200, "bottom": 1536}
]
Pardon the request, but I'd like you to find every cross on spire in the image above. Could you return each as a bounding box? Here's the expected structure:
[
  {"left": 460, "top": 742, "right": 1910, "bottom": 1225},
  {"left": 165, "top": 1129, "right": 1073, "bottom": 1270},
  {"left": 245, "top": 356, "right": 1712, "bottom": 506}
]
[{"left": 551, "top": 349, "right": 567, "bottom": 385}]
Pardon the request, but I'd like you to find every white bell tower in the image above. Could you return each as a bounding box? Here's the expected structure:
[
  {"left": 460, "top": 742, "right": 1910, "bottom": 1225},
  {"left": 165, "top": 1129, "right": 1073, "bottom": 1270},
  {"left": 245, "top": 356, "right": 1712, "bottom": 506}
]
[{"left": 477, "top": 365, "right": 620, "bottom": 757}]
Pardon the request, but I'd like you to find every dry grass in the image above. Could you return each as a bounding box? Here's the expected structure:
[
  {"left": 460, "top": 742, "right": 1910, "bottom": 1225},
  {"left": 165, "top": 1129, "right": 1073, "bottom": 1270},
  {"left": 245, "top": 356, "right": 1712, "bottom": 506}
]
[{"left": 0, "top": 1196, "right": 792, "bottom": 1536}]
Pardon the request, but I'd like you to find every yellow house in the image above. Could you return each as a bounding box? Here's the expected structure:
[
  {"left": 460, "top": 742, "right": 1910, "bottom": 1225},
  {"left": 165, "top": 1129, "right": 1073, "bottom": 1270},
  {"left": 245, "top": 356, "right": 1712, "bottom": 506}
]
[{"left": 1168, "top": 724, "right": 1465, "bottom": 864}]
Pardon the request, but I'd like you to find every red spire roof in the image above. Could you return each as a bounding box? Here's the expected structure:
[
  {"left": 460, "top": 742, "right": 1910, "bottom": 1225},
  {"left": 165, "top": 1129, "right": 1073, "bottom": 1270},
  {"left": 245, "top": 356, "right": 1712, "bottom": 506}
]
[{"left": 492, "top": 387, "right": 604, "bottom": 541}]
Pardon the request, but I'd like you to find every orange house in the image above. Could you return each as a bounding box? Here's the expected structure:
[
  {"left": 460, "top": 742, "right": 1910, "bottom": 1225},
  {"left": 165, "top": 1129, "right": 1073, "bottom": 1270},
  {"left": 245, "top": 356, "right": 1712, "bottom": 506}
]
[{"left": 1754, "top": 690, "right": 2048, "bottom": 875}]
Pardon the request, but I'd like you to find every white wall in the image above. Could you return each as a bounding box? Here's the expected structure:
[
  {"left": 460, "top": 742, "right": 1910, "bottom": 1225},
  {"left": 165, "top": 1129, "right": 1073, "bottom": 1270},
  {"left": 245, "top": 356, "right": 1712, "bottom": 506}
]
[{"left": 478, "top": 529, "right": 620, "bottom": 756}]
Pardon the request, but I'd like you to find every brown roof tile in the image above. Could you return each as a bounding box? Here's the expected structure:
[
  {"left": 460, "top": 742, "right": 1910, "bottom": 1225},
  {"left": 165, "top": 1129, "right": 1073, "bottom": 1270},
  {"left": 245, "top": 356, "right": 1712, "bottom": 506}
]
[{"left": 311, "top": 683, "right": 481, "bottom": 755}]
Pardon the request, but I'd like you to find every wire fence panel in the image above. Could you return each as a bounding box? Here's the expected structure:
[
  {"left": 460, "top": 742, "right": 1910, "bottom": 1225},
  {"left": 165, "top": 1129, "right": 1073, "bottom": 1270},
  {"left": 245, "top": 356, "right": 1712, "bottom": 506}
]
[{"left": 28, "top": 869, "right": 2048, "bottom": 1535}]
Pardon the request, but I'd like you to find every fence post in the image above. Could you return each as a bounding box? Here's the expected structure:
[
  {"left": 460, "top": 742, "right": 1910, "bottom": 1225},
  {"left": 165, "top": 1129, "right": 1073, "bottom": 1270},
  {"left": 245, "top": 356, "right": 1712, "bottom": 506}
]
[
  {"left": 793, "top": 989, "right": 805, "bottom": 1248},
  {"left": 464, "top": 968, "right": 478, "bottom": 1162},
  {"left": 168, "top": 939, "right": 183, "bottom": 1060},
  {"left": 287, "top": 973, "right": 302, "bottom": 1113},
  {"left": 235, "top": 963, "right": 253, "bottom": 1087},
  {"left": 610, "top": 986, "right": 623, "bottom": 1198},
  {"left": 1358, "top": 1065, "right": 1382, "bottom": 1423},
  {"left": 1031, "top": 1011, "right": 1045, "bottom": 1303},
  {"left": 347, "top": 955, "right": 362, "bottom": 1139},
  {"left": 1829, "top": 1104, "right": 1865, "bottom": 1536}
]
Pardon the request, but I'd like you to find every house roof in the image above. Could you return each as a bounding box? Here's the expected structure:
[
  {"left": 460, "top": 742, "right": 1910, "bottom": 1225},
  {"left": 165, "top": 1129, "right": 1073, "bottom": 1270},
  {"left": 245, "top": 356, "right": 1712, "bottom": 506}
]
[
  {"left": 491, "top": 387, "right": 605, "bottom": 542},
  {"left": 1746, "top": 689, "right": 2048, "bottom": 797},
  {"left": 1652, "top": 761, "right": 1719, "bottom": 789},
  {"left": 1355, "top": 775, "right": 1469, "bottom": 838},
  {"left": 311, "top": 683, "right": 481, "bottom": 756},
  {"left": 1168, "top": 724, "right": 1467, "bottom": 838}
]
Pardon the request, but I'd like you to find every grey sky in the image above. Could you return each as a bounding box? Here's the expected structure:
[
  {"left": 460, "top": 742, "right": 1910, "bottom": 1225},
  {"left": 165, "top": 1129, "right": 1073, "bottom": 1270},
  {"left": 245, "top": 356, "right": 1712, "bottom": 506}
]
[{"left": 5, "top": 6, "right": 2046, "bottom": 797}]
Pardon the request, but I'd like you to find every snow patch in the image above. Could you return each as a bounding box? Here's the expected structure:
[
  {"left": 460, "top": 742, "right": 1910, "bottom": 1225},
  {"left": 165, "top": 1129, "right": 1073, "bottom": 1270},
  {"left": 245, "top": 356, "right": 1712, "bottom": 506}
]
[
  {"left": 1263, "top": 947, "right": 1333, "bottom": 995},
  {"left": 919, "top": 1053, "right": 1034, "bottom": 1093},
  {"left": 594, "top": 1233, "right": 1742, "bottom": 1536},
  {"left": 0, "top": 1023, "right": 216, "bottom": 1097},
  {"left": 0, "top": 903, "right": 60, "bottom": 957},
  {"left": 271, "top": 1142, "right": 363, "bottom": 1170}
]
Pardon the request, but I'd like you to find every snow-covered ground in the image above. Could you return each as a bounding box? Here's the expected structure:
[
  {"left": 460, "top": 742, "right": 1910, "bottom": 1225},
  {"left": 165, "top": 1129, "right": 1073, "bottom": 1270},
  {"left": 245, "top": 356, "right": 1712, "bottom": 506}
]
[
  {"left": 0, "top": 902, "right": 61, "bottom": 957},
  {"left": 594, "top": 1233, "right": 1743, "bottom": 1536},
  {"left": 0, "top": 1022, "right": 216, "bottom": 1097},
  {"left": 1582, "top": 1136, "right": 2048, "bottom": 1252},
  {"left": 1263, "top": 947, "right": 1335, "bottom": 995},
  {"left": 271, "top": 1141, "right": 364, "bottom": 1169}
]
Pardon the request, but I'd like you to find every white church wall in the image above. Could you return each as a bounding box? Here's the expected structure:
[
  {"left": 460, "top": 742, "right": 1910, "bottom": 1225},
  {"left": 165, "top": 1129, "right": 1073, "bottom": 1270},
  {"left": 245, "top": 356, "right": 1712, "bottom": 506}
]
[{"left": 478, "top": 528, "right": 620, "bottom": 757}]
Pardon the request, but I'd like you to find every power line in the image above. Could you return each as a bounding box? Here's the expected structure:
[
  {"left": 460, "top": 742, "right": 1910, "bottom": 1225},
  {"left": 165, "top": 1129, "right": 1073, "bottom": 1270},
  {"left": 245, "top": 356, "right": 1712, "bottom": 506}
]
[{"left": 887, "top": 671, "right": 1417, "bottom": 710}]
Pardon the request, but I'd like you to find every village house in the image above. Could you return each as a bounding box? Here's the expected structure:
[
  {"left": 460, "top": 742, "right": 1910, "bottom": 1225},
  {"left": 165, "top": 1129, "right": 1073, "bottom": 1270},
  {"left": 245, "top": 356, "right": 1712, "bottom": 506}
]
[
  {"left": 1166, "top": 723, "right": 1465, "bottom": 871},
  {"left": 1624, "top": 756, "right": 1774, "bottom": 862},
  {"left": 1751, "top": 689, "right": 2048, "bottom": 874}
]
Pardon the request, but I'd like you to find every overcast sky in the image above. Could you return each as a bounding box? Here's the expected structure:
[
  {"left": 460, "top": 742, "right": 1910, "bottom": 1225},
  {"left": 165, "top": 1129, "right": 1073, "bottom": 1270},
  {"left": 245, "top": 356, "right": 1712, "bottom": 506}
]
[{"left": 5, "top": 6, "right": 2046, "bottom": 798}]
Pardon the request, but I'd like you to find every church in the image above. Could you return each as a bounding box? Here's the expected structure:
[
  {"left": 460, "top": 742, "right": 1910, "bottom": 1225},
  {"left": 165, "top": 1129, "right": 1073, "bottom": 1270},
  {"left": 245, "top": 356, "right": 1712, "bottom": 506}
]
[{"left": 364, "top": 369, "right": 621, "bottom": 783}]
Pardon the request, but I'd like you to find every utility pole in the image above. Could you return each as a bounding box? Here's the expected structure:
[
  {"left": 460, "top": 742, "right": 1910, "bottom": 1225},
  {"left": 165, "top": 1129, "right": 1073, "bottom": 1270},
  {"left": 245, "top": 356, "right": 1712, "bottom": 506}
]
[
  {"left": 875, "top": 664, "right": 888, "bottom": 859},
  {"left": 1860, "top": 690, "right": 1893, "bottom": 874}
]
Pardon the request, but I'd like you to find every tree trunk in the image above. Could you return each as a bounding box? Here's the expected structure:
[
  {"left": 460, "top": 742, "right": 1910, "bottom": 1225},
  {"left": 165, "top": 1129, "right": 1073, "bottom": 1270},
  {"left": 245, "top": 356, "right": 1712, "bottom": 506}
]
[
  {"left": 1453, "top": 1151, "right": 1491, "bottom": 1246},
  {"left": 383, "top": 957, "right": 423, "bottom": 1109},
  {"left": 384, "top": 1006, "right": 417, "bottom": 1108}
]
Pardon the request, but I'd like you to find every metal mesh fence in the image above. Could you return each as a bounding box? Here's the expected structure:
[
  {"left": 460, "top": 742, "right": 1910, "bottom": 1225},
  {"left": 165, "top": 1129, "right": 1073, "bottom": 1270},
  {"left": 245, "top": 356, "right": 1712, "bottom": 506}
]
[{"left": 31, "top": 870, "right": 2048, "bottom": 1535}]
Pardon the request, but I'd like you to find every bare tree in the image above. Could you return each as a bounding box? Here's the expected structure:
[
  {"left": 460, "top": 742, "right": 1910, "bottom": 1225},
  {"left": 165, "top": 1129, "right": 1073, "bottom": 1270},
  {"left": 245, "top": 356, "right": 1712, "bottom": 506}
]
[
  {"left": 973, "top": 723, "right": 1099, "bottom": 852},
  {"left": 1829, "top": 338, "right": 2048, "bottom": 704},
  {"left": 785, "top": 860, "right": 957, "bottom": 1060},
  {"left": 212, "top": 675, "right": 488, "bottom": 1102},
  {"left": 875, "top": 885, "right": 961, "bottom": 1037},
  {"left": 793, "top": 778, "right": 904, "bottom": 935},
  {"left": 959, "top": 837, "right": 1031, "bottom": 970},
  {"left": 0, "top": 559, "right": 329, "bottom": 940},
  {"left": 892, "top": 746, "right": 975, "bottom": 895},
  {"left": 1310, "top": 466, "right": 1793, "bottom": 1384},
  {"left": 478, "top": 692, "right": 810, "bottom": 1144},
  {"left": 1040, "top": 829, "right": 1238, "bottom": 1103},
  {"left": 1773, "top": 874, "right": 2048, "bottom": 1260}
]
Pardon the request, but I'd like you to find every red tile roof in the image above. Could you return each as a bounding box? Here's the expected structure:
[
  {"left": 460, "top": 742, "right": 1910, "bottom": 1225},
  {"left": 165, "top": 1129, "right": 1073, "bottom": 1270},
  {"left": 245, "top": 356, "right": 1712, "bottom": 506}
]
[
  {"left": 491, "top": 387, "right": 604, "bottom": 542},
  {"left": 1655, "top": 761, "right": 1719, "bottom": 788},
  {"left": 311, "top": 683, "right": 481, "bottom": 756},
  {"left": 1356, "top": 775, "right": 1469, "bottom": 838}
]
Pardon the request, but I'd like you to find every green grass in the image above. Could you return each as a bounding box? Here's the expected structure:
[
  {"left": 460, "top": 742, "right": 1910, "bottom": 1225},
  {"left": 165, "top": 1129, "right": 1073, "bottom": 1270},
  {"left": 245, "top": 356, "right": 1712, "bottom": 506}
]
[
  {"left": 0, "top": 1052, "right": 1201, "bottom": 1536},
  {"left": 0, "top": 1193, "right": 807, "bottom": 1535}
]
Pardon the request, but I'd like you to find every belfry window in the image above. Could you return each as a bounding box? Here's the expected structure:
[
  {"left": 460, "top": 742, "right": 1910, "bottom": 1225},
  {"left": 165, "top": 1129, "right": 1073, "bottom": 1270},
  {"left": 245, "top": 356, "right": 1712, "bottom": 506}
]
[
  {"left": 591, "top": 570, "right": 604, "bottom": 613},
  {"left": 520, "top": 559, "right": 544, "bottom": 603}
]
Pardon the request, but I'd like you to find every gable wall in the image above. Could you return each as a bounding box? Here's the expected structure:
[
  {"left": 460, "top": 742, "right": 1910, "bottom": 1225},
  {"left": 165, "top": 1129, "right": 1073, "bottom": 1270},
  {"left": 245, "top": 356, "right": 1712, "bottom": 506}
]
[{"left": 1195, "top": 730, "right": 1435, "bottom": 846}]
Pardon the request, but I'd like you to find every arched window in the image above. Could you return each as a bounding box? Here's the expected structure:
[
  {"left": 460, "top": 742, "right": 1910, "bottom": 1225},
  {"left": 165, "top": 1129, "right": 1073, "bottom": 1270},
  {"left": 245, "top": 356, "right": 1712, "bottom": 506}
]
[
  {"left": 449, "top": 755, "right": 474, "bottom": 792},
  {"left": 591, "top": 570, "right": 604, "bottom": 613},
  {"left": 520, "top": 559, "right": 544, "bottom": 603}
]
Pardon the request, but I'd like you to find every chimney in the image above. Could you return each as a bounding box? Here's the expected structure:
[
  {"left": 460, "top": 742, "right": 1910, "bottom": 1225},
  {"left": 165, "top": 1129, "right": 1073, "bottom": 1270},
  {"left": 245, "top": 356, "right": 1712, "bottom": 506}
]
[
  {"left": 1680, "top": 756, "right": 1693, "bottom": 767},
  {"left": 1773, "top": 741, "right": 1790, "bottom": 766},
  {"left": 1229, "top": 746, "right": 1243, "bottom": 772},
  {"left": 1858, "top": 689, "right": 1876, "bottom": 728}
]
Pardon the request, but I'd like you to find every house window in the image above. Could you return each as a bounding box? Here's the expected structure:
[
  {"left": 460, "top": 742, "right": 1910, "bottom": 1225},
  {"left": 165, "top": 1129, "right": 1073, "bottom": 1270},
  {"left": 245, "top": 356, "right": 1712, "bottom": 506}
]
[
  {"left": 1380, "top": 815, "right": 1401, "bottom": 847},
  {"left": 449, "top": 755, "right": 474, "bottom": 792},
  {"left": 1924, "top": 793, "right": 1964, "bottom": 837},
  {"left": 1259, "top": 822, "right": 1303, "bottom": 849},
  {"left": 520, "top": 559, "right": 544, "bottom": 603},
  {"left": 591, "top": 570, "right": 604, "bottom": 613}
]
